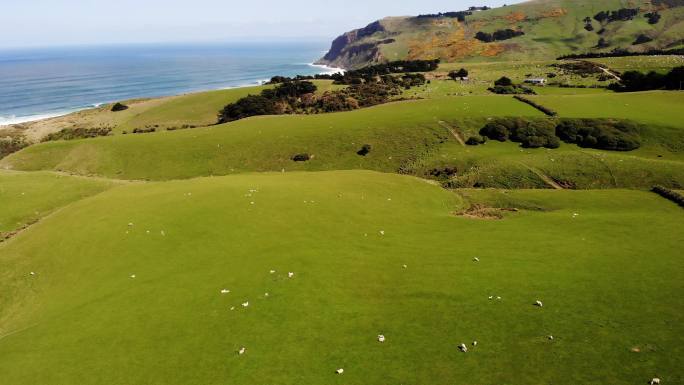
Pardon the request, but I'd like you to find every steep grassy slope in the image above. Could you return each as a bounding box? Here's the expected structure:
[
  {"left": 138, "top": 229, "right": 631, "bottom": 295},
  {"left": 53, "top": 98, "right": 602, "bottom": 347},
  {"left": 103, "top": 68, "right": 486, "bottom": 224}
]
[
  {"left": 0, "top": 171, "right": 117, "bottom": 237},
  {"left": 319, "top": 0, "right": 684, "bottom": 68},
  {"left": 0, "top": 171, "right": 681, "bottom": 385}
]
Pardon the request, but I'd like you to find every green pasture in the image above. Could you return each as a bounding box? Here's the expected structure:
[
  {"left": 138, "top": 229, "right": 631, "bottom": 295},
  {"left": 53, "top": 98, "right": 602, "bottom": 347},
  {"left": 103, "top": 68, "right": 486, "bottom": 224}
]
[
  {"left": 0, "top": 171, "right": 681, "bottom": 385},
  {"left": 0, "top": 171, "right": 116, "bottom": 235}
]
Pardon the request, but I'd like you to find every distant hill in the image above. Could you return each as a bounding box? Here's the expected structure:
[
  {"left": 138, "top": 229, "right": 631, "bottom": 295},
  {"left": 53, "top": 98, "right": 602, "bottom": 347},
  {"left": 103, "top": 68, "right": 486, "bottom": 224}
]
[{"left": 317, "top": 0, "right": 684, "bottom": 69}]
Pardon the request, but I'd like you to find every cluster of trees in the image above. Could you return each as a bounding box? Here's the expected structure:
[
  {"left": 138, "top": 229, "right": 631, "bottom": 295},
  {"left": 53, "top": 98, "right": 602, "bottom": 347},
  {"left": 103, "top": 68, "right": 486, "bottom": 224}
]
[
  {"left": 645, "top": 12, "right": 662, "bottom": 24},
  {"left": 43, "top": 127, "right": 112, "bottom": 142},
  {"left": 416, "top": 11, "right": 472, "bottom": 21},
  {"left": 594, "top": 8, "right": 640, "bottom": 23},
  {"left": 268, "top": 60, "right": 439, "bottom": 87},
  {"left": 513, "top": 96, "right": 557, "bottom": 116},
  {"left": 596, "top": 38, "right": 611, "bottom": 49},
  {"left": 475, "top": 29, "right": 525, "bottom": 43},
  {"left": 488, "top": 77, "right": 535, "bottom": 95},
  {"left": 0, "top": 136, "right": 27, "bottom": 159},
  {"left": 583, "top": 17, "right": 595, "bottom": 31},
  {"left": 480, "top": 118, "right": 560, "bottom": 149},
  {"left": 609, "top": 66, "right": 684, "bottom": 92},
  {"left": 219, "top": 73, "right": 429, "bottom": 123},
  {"left": 557, "top": 48, "right": 684, "bottom": 60},
  {"left": 651, "top": 186, "right": 684, "bottom": 207},
  {"left": 556, "top": 119, "right": 641, "bottom": 151},
  {"left": 478, "top": 118, "right": 642, "bottom": 151}
]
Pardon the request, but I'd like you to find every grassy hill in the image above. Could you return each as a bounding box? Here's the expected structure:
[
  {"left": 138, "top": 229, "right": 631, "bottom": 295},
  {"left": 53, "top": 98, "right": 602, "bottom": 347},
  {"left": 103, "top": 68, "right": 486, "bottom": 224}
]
[
  {"left": 2, "top": 91, "right": 683, "bottom": 189},
  {"left": 318, "top": 0, "right": 684, "bottom": 69},
  {"left": 1, "top": 171, "right": 682, "bottom": 384}
]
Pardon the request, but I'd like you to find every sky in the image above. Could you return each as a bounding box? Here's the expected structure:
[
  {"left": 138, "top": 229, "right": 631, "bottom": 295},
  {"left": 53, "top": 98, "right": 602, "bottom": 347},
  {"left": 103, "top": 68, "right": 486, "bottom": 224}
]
[{"left": 0, "top": 0, "right": 524, "bottom": 48}]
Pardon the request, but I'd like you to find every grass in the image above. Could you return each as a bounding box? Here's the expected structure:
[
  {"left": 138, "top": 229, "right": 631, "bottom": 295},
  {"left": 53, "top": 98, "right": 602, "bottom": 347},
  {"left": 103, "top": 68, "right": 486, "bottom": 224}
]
[
  {"left": 0, "top": 170, "right": 116, "bottom": 235},
  {"left": 528, "top": 91, "right": 684, "bottom": 129},
  {"left": 0, "top": 170, "right": 681, "bottom": 384},
  {"left": 0, "top": 97, "right": 543, "bottom": 181}
]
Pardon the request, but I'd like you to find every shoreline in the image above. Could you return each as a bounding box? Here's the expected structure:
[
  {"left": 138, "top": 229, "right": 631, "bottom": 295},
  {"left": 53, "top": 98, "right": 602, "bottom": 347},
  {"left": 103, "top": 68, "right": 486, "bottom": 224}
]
[{"left": 0, "top": 63, "right": 346, "bottom": 128}]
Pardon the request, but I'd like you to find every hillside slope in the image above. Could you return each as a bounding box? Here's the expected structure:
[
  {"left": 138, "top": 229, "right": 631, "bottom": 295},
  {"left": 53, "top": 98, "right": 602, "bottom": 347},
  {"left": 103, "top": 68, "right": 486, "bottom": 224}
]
[{"left": 318, "top": 0, "right": 684, "bottom": 69}]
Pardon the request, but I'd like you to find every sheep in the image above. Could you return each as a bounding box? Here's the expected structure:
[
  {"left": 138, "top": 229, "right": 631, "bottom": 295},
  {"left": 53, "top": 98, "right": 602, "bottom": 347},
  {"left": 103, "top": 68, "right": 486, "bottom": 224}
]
[
  {"left": 488, "top": 296, "right": 493, "bottom": 300},
  {"left": 264, "top": 293, "right": 269, "bottom": 297},
  {"left": 379, "top": 230, "right": 385, "bottom": 236},
  {"left": 473, "top": 257, "right": 480, "bottom": 262},
  {"left": 270, "top": 270, "right": 276, "bottom": 274},
  {"left": 29, "top": 272, "right": 36, "bottom": 276},
  {"left": 472, "top": 341, "right": 478, "bottom": 346},
  {"left": 230, "top": 307, "right": 235, "bottom": 311},
  {"left": 220, "top": 289, "right": 230, "bottom": 294},
  {"left": 458, "top": 343, "right": 468, "bottom": 352},
  {"left": 535, "top": 300, "right": 543, "bottom": 307},
  {"left": 377, "top": 334, "right": 386, "bottom": 343},
  {"left": 336, "top": 368, "right": 344, "bottom": 374},
  {"left": 242, "top": 301, "right": 249, "bottom": 307},
  {"left": 650, "top": 378, "right": 661, "bottom": 385},
  {"left": 402, "top": 264, "right": 408, "bottom": 269},
  {"left": 238, "top": 347, "right": 246, "bottom": 355},
  {"left": 130, "top": 274, "right": 136, "bottom": 279},
  {"left": 548, "top": 335, "right": 554, "bottom": 340},
  {"left": 496, "top": 296, "right": 501, "bottom": 300},
  {"left": 288, "top": 272, "right": 295, "bottom": 278}
]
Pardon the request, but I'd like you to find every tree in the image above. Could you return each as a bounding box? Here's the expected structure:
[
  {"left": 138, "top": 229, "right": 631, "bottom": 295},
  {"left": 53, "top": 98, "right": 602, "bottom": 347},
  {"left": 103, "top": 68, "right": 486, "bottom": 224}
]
[
  {"left": 494, "top": 76, "right": 513, "bottom": 87},
  {"left": 111, "top": 102, "right": 128, "bottom": 112},
  {"left": 218, "top": 95, "right": 277, "bottom": 123},
  {"left": 448, "top": 68, "right": 469, "bottom": 80}
]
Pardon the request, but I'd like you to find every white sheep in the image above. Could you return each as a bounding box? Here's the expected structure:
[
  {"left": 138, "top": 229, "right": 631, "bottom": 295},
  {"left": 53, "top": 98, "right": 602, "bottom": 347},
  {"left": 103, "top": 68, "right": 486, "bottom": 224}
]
[
  {"left": 402, "top": 264, "right": 408, "bottom": 269},
  {"left": 29, "top": 272, "right": 36, "bottom": 276},
  {"left": 473, "top": 257, "right": 480, "bottom": 262},
  {"left": 379, "top": 230, "right": 385, "bottom": 236},
  {"left": 288, "top": 272, "right": 295, "bottom": 278},
  {"left": 548, "top": 335, "right": 554, "bottom": 340},
  {"left": 130, "top": 274, "right": 136, "bottom": 279},
  {"left": 650, "top": 378, "right": 661, "bottom": 385},
  {"left": 535, "top": 300, "right": 543, "bottom": 307},
  {"left": 458, "top": 343, "right": 468, "bottom": 352},
  {"left": 270, "top": 270, "right": 276, "bottom": 274},
  {"left": 472, "top": 341, "right": 478, "bottom": 346},
  {"left": 378, "top": 334, "right": 385, "bottom": 343},
  {"left": 221, "top": 289, "right": 230, "bottom": 294},
  {"left": 238, "top": 347, "right": 246, "bottom": 355},
  {"left": 336, "top": 368, "right": 344, "bottom": 374},
  {"left": 242, "top": 301, "right": 249, "bottom": 307}
]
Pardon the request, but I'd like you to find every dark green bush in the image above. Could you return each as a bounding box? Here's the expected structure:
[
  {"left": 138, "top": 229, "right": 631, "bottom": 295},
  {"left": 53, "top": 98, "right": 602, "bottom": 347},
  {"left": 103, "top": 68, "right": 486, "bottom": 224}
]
[
  {"left": 555, "top": 119, "right": 641, "bottom": 151},
  {"left": 465, "top": 135, "right": 487, "bottom": 146},
  {"left": 357, "top": 144, "right": 372, "bottom": 156},
  {"left": 292, "top": 153, "right": 311, "bottom": 162},
  {"left": 480, "top": 118, "right": 560, "bottom": 149},
  {"left": 0, "top": 137, "right": 28, "bottom": 158},
  {"left": 111, "top": 102, "right": 128, "bottom": 112}
]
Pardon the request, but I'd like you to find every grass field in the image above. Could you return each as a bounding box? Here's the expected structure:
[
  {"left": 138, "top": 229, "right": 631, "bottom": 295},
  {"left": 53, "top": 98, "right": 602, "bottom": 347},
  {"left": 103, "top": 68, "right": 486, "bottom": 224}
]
[
  {"left": 0, "top": 171, "right": 681, "bottom": 385},
  {"left": 0, "top": 96, "right": 544, "bottom": 180},
  {"left": 0, "top": 171, "right": 116, "bottom": 236}
]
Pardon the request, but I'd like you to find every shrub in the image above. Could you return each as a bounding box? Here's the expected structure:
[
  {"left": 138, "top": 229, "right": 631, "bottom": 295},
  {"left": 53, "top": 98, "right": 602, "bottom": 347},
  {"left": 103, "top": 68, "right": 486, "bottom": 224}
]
[
  {"left": 132, "top": 127, "right": 156, "bottom": 134},
  {"left": 494, "top": 76, "right": 513, "bottom": 87},
  {"left": 357, "top": 144, "right": 372, "bottom": 156},
  {"left": 555, "top": 119, "right": 641, "bottom": 151},
  {"left": 633, "top": 34, "right": 653, "bottom": 45},
  {"left": 291, "top": 153, "right": 311, "bottom": 162},
  {"left": 513, "top": 96, "right": 557, "bottom": 116},
  {"left": 0, "top": 136, "right": 28, "bottom": 159},
  {"left": 429, "top": 167, "right": 457, "bottom": 179},
  {"left": 448, "top": 68, "right": 469, "bottom": 80},
  {"left": 652, "top": 186, "right": 684, "bottom": 207},
  {"left": 111, "top": 102, "right": 128, "bottom": 112},
  {"left": 645, "top": 12, "right": 662, "bottom": 24},
  {"left": 465, "top": 135, "right": 487, "bottom": 146},
  {"left": 43, "top": 127, "right": 112, "bottom": 141}
]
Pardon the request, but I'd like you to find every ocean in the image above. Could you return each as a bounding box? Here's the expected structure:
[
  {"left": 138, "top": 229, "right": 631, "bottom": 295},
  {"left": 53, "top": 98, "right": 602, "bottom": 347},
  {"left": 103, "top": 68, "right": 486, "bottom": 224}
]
[{"left": 0, "top": 42, "right": 339, "bottom": 126}]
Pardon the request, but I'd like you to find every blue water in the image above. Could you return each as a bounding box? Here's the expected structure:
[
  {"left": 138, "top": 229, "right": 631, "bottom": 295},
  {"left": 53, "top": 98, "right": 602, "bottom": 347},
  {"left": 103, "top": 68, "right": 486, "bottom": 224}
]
[{"left": 0, "top": 42, "right": 338, "bottom": 125}]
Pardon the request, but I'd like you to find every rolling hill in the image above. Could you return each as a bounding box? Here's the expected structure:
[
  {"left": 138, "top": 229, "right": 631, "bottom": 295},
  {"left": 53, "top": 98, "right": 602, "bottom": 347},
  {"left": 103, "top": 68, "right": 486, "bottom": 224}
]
[{"left": 317, "top": 0, "right": 684, "bottom": 69}]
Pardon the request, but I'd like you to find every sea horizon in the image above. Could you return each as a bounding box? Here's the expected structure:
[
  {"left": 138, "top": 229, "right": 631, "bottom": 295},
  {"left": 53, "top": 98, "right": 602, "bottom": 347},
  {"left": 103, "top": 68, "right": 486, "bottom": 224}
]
[{"left": 0, "top": 41, "right": 342, "bottom": 126}]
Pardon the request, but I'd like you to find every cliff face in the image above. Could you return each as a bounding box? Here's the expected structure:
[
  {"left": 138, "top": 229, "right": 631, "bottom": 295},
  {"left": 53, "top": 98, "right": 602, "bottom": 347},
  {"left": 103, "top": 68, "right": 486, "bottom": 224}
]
[{"left": 316, "top": 21, "right": 392, "bottom": 69}]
